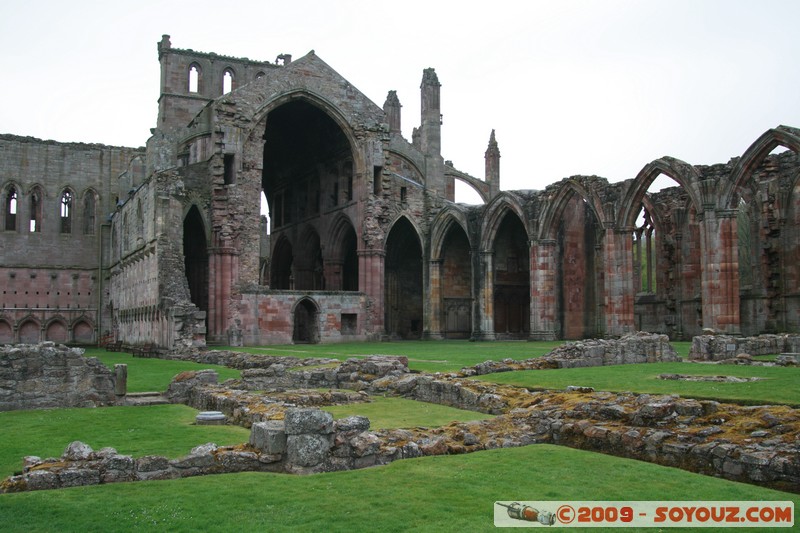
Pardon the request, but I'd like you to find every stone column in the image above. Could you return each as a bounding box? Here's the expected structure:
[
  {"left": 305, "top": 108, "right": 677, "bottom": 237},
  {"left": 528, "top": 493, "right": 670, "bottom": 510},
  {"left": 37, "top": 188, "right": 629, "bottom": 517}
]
[
  {"left": 425, "top": 259, "right": 444, "bottom": 339},
  {"left": 359, "top": 249, "right": 385, "bottom": 338},
  {"left": 700, "top": 208, "right": 740, "bottom": 334},
  {"left": 114, "top": 364, "right": 127, "bottom": 397},
  {"left": 529, "top": 240, "right": 558, "bottom": 340},
  {"left": 476, "top": 251, "right": 495, "bottom": 339},
  {"left": 603, "top": 228, "right": 635, "bottom": 335}
]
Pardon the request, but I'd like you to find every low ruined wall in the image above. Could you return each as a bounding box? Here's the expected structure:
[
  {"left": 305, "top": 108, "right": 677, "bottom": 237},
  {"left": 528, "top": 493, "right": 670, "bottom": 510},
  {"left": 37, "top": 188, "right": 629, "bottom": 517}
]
[
  {"left": 0, "top": 343, "right": 116, "bottom": 411},
  {"left": 690, "top": 334, "right": 800, "bottom": 361},
  {"left": 461, "top": 332, "right": 680, "bottom": 376}
]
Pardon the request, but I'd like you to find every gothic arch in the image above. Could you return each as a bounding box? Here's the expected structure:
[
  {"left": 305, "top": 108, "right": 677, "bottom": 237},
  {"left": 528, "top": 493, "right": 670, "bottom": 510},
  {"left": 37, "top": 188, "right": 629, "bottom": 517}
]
[
  {"left": 619, "top": 156, "right": 703, "bottom": 230},
  {"left": 17, "top": 317, "right": 40, "bottom": 343},
  {"left": 725, "top": 126, "right": 800, "bottom": 208},
  {"left": 292, "top": 297, "right": 320, "bottom": 344},
  {"left": 538, "top": 180, "right": 605, "bottom": 241},
  {"left": 384, "top": 215, "right": 424, "bottom": 339},
  {"left": 326, "top": 213, "right": 359, "bottom": 291},
  {"left": 271, "top": 234, "right": 294, "bottom": 289},
  {"left": 45, "top": 317, "right": 69, "bottom": 343},
  {"left": 430, "top": 206, "right": 471, "bottom": 261},
  {"left": 0, "top": 318, "right": 12, "bottom": 344},
  {"left": 244, "top": 90, "right": 366, "bottom": 185},
  {"left": 71, "top": 316, "right": 95, "bottom": 344},
  {"left": 295, "top": 224, "right": 324, "bottom": 290},
  {"left": 480, "top": 192, "right": 528, "bottom": 252}
]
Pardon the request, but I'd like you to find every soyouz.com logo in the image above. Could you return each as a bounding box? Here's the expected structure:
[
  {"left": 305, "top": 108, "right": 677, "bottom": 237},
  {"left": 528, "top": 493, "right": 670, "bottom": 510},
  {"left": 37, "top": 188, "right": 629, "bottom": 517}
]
[{"left": 494, "top": 501, "right": 794, "bottom": 528}]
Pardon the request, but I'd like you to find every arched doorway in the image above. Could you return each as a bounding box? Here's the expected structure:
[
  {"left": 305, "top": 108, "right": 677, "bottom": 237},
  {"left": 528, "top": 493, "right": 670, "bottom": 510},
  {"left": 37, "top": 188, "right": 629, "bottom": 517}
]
[
  {"left": 183, "top": 206, "right": 209, "bottom": 315},
  {"left": 385, "top": 217, "right": 423, "bottom": 339},
  {"left": 293, "top": 298, "right": 319, "bottom": 344}
]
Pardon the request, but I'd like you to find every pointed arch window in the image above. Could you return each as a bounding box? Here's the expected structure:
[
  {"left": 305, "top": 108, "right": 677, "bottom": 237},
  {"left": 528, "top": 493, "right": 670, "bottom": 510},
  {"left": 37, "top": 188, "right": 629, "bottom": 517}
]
[
  {"left": 188, "top": 64, "right": 201, "bottom": 93},
  {"left": 60, "top": 190, "right": 73, "bottom": 233},
  {"left": 633, "top": 208, "right": 655, "bottom": 292},
  {"left": 4, "top": 185, "right": 17, "bottom": 231},
  {"left": 223, "top": 68, "right": 235, "bottom": 94},
  {"left": 83, "top": 192, "right": 96, "bottom": 235},
  {"left": 29, "top": 187, "right": 42, "bottom": 232}
]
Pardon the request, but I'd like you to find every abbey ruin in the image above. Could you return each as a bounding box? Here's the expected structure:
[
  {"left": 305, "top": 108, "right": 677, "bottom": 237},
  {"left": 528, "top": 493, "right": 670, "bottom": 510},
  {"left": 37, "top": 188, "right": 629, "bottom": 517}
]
[{"left": 2, "top": 35, "right": 800, "bottom": 348}]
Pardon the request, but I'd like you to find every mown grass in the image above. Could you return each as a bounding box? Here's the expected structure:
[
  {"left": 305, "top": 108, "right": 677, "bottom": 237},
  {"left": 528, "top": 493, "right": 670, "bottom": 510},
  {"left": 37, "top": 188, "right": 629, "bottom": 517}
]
[
  {"left": 477, "top": 362, "right": 800, "bottom": 405},
  {"left": 83, "top": 349, "right": 241, "bottom": 392},
  {"left": 322, "top": 396, "right": 494, "bottom": 429},
  {"left": 0, "top": 445, "right": 795, "bottom": 532},
  {"left": 0, "top": 405, "right": 250, "bottom": 478}
]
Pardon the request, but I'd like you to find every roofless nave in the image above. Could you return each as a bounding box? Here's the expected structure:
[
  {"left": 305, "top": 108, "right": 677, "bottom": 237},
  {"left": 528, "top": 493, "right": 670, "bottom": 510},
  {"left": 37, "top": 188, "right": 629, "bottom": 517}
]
[{"left": 2, "top": 35, "right": 800, "bottom": 348}]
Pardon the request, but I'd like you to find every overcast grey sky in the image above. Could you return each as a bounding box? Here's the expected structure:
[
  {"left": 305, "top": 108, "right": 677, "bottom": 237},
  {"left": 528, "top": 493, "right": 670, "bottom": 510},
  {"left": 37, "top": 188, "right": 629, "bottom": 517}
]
[{"left": 1, "top": 0, "right": 798, "bottom": 202}]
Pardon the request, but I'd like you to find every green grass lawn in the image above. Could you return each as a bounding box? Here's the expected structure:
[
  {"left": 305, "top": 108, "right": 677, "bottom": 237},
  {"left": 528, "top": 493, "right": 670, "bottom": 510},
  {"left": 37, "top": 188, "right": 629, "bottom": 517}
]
[
  {"left": 1, "top": 341, "right": 797, "bottom": 531},
  {"left": 0, "top": 405, "right": 250, "bottom": 478},
  {"left": 83, "top": 349, "right": 242, "bottom": 392},
  {"left": 477, "top": 361, "right": 800, "bottom": 405},
  {"left": 322, "top": 396, "right": 494, "bottom": 429},
  {"left": 0, "top": 444, "right": 795, "bottom": 532}
]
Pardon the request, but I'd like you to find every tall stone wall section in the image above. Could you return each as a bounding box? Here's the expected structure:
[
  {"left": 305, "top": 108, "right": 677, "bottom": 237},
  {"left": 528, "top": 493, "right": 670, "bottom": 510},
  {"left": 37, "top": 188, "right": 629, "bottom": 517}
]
[{"left": 0, "top": 343, "right": 116, "bottom": 410}]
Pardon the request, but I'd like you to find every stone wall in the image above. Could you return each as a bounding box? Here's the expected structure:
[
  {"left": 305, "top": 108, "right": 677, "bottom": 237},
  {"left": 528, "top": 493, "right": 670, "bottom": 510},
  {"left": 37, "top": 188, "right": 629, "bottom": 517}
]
[
  {"left": 0, "top": 343, "right": 117, "bottom": 410},
  {"left": 689, "top": 334, "right": 800, "bottom": 361},
  {"left": 460, "top": 332, "right": 679, "bottom": 376}
]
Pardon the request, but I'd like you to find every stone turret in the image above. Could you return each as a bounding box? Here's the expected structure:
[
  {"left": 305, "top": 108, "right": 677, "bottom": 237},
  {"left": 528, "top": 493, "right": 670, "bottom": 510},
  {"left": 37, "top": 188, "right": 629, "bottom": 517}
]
[
  {"left": 485, "top": 129, "right": 501, "bottom": 197},
  {"left": 419, "top": 68, "right": 441, "bottom": 157},
  {"left": 383, "top": 90, "right": 402, "bottom": 134}
]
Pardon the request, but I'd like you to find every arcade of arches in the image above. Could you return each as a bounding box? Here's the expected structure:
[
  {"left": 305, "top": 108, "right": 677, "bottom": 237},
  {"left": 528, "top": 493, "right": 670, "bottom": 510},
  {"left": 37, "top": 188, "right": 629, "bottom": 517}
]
[{"left": 4, "top": 36, "right": 800, "bottom": 348}]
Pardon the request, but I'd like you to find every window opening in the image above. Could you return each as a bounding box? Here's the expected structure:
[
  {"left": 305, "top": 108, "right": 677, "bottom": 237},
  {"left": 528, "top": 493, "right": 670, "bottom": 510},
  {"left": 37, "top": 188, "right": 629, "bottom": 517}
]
[
  {"left": 60, "top": 190, "right": 73, "bottom": 233},
  {"left": 5, "top": 186, "right": 17, "bottom": 230},
  {"left": 29, "top": 188, "right": 42, "bottom": 232},
  {"left": 223, "top": 69, "right": 234, "bottom": 94},
  {"left": 223, "top": 154, "right": 235, "bottom": 184},
  {"left": 188, "top": 65, "right": 199, "bottom": 93}
]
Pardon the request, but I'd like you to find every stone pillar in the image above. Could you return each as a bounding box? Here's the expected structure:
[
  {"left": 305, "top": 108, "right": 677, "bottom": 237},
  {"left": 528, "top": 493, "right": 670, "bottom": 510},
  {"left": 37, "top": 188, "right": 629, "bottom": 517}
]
[
  {"left": 359, "top": 249, "right": 385, "bottom": 337},
  {"left": 700, "top": 209, "right": 741, "bottom": 334},
  {"left": 425, "top": 259, "right": 444, "bottom": 339},
  {"left": 529, "top": 240, "right": 558, "bottom": 340},
  {"left": 476, "top": 251, "right": 496, "bottom": 339},
  {"left": 603, "top": 228, "right": 635, "bottom": 335},
  {"left": 114, "top": 364, "right": 127, "bottom": 397}
]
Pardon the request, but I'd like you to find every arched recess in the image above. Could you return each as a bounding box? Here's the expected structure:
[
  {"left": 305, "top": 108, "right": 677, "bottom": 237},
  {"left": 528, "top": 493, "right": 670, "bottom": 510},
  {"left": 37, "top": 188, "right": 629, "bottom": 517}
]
[
  {"left": 72, "top": 317, "right": 94, "bottom": 344},
  {"left": 480, "top": 193, "right": 527, "bottom": 251},
  {"left": 271, "top": 235, "right": 293, "bottom": 289},
  {"left": 260, "top": 95, "right": 358, "bottom": 232},
  {"left": 0, "top": 319, "right": 13, "bottom": 343},
  {"left": 3, "top": 182, "right": 19, "bottom": 231},
  {"left": 385, "top": 216, "right": 423, "bottom": 339},
  {"left": 295, "top": 225, "right": 323, "bottom": 290},
  {"left": 490, "top": 210, "right": 530, "bottom": 339},
  {"left": 18, "top": 318, "right": 40, "bottom": 343},
  {"left": 327, "top": 215, "right": 359, "bottom": 291},
  {"left": 45, "top": 318, "right": 68, "bottom": 343},
  {"left": 439, "top": 217, "right": 473, "bottom": 338},
  {"left": 293, "top": 297, "right": 319, "bottom": 344},
  {"left": 183, "top": 205, "right": 209, "bottom": 316}
]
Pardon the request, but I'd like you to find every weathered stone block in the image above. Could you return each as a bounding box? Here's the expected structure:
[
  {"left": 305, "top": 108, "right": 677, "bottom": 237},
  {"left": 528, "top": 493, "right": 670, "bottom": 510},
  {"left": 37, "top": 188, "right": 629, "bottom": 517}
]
[
  {"left": 250, "top": 421, "right": 287, "bottom": 454},
  {"left": 284, "top": 408, "right": 333, "bottom": 435},
  {"left": 286, "top": 434, "right": 332, "bottom": 467}
]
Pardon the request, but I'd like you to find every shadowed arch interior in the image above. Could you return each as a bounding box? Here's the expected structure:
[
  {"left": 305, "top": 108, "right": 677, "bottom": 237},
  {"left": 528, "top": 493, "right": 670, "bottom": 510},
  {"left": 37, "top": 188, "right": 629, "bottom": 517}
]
[
  {"left": 441, "top": 223, "right": 472, "bottom": 338},
  {"left": 385, "top": 217, "right": 423, "bottom": 339},
  {"left": 183, "top": 206, "right": 209, "bottom": 315},
  {"left": 492, "top": 211, "right": 530, "bottom": 338}
]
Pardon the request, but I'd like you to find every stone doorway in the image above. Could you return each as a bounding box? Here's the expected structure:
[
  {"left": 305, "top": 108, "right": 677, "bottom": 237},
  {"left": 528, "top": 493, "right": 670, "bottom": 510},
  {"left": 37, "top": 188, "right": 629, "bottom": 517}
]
[{"left": 293, "top": 298, "right": 319, "bottom": 344}]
